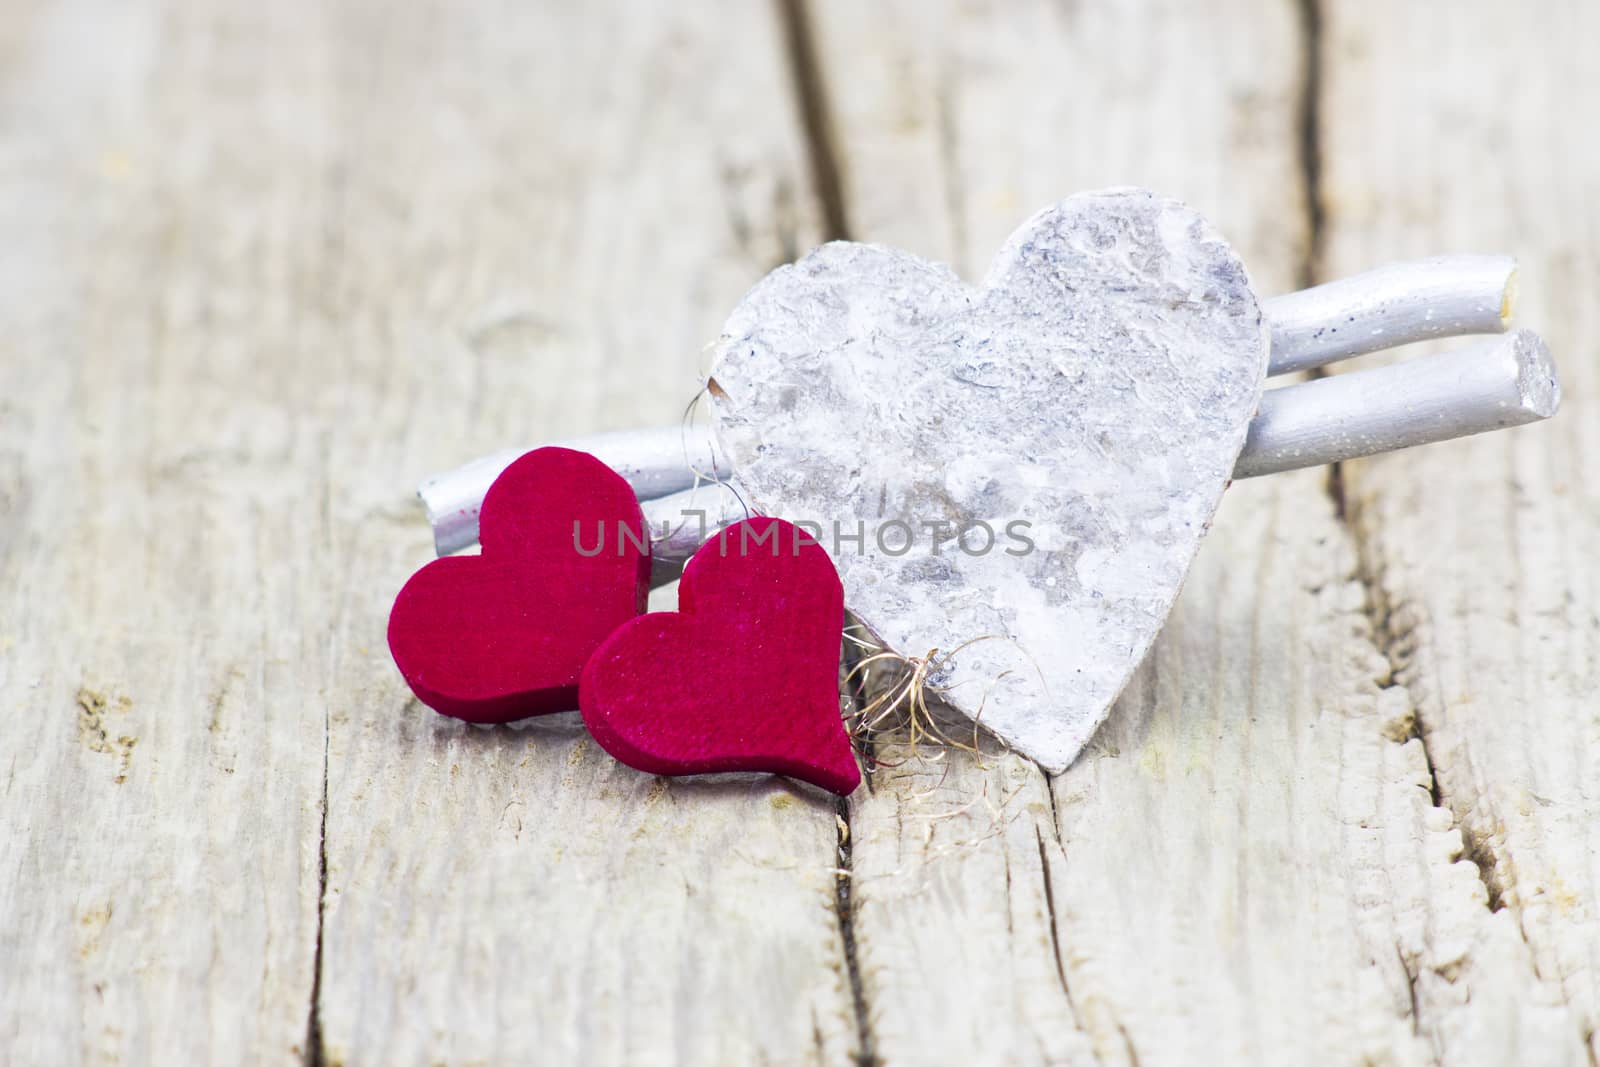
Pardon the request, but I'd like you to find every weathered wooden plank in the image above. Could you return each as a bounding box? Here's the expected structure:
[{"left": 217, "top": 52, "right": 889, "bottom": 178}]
[
  {"left": 1319, "top": 1, "right": 1600, "bottom": 1060},
  {"left": 1046, "top": 477, "right": 1584, "bottom": 1066},
  {"left": 806, "top": 1, "right": 1586, "bottom": 1063},
  {"left": 0, "top": 1, "right": 333, "bottom": 1060},
  {"left": 307, "top": 1, "right": 859, "bottom": 1064},
  {"left": 0, "top": 0, "right": 858, "bottom": 1062},
  {"left": 4, "top": 0, "right": 1593, "bottom": 1063}
]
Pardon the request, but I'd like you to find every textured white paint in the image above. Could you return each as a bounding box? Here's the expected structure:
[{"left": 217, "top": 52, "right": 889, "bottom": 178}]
[{"left": 711, "top": 188, "right": 1268, "bottom": 771}]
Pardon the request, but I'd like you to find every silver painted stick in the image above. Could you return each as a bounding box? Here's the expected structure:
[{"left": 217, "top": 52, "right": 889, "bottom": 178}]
[
  {"left": 419, "top": 262, "right": 1549, "bottom": 557},
  {"left": 627, "top": 331, "right": 1556, "bottom": 583},
  {"left": 1236, "top": 329, "right": 1558, "bottom": 478},
  {"left": 1264, "top": 255, "right": 1516, "bottom": 375},
  {"left": 421, "top": 427, "right": 727, "bottom": 557},
  {"left": 424, "top": 330, "right": 1559, "bottom": 558},
  {"left": 638, "top": 484, "right": 748, "bottom": 584}
]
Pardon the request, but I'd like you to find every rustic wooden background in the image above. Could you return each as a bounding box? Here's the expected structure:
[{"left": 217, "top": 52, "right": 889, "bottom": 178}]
[{"left": 3, "top": 1, "right": 1596, "bottom": 1064}]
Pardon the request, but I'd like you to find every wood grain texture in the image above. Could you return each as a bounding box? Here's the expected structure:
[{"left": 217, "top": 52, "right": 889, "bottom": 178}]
[
  {"left": 1, "top": 0, "right": 1594, "bottom": 1063},
  {"left": 0, "top": 0, "right": 334, "bottom": 1061},
  {"left": 1319, "top": 1, "right": 1600, "bottom": 1060},
  {"left": 302, "top": 1, "right": 859, "bottom": 1065},
  {"left": 808, "top": 1, "right": 1587, "bottom": 1063},
  {"left": 0, "top": 0, "right": 851, "bottom": 1064}
]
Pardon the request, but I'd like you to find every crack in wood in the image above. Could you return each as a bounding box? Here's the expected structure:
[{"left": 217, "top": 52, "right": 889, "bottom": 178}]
[
  {"left": 1299, "top": 0, "right": 1511, "bottom": 930},
  {"left": 1331, "top": 460, "right": 1600, "bottom": 1063},
  {"left": 1033, "top": 805, "right": 1111, "bottom": 1065},
  {"left": 1295, "top": 4, "right": 1528, "bottom": 1054},
  {"left": 302, "top": 709, "right": 329, "bottom": 1067},
  {"left": 832, "top": 638, "right": 879, "bottom": 1064},
  {"left": 775, "top": 0, "right": 851, "bottom": 242},
  {"left": 1294, "top": 0, "right": 1325, "bottom": 292},
  {"left": 1116, "top": 1022, "right": 1143, "bottom": 1067},
  {"left": 1342, "top": 489, "right": 1510, "bottom": 914},
  {"left": 1037, "top": 758, "right": 1102, "bottom": 1047},
  {"left": 1034, "top": 825, "right": 1074, "bottom": 1008},
  {"left": 833, "top": 794, "right": 878, "bottom": 1067}
]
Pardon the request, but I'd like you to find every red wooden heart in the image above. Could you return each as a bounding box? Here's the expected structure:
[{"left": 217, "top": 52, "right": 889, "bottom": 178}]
[
  {"left": 579, "top": 517, "right": 860, "bottom": 795},
  {"left": 388, "top": 447, "right": 650, "bottom": 723}
]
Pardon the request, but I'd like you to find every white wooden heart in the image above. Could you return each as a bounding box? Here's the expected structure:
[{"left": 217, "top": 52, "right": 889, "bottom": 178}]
[{"left": 708, "top": 188, "right": 1267, "bottom": 772}]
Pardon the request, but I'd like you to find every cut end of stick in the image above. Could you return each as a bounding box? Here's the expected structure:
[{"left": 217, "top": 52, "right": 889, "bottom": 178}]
[
  {"left": 418, "top": 447, "right": 524, "bottom": 556},
  {"left": 1512, "top": 328, "right": 1561, "bottom": 418},
  {"left": 1500, "top": 265, "right": 1519, "bottom": 328}
]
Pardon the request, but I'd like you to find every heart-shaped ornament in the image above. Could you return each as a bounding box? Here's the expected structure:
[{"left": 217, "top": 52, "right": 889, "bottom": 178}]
[
  {"left": 388, "top": 446, "right": 650, "bottom": 723},
  {"left": 580, "top": 517, "right": 860, "bottom": 795},
  {"left": 708, "top": 188, "right": 1268, "bottom": 772}
]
